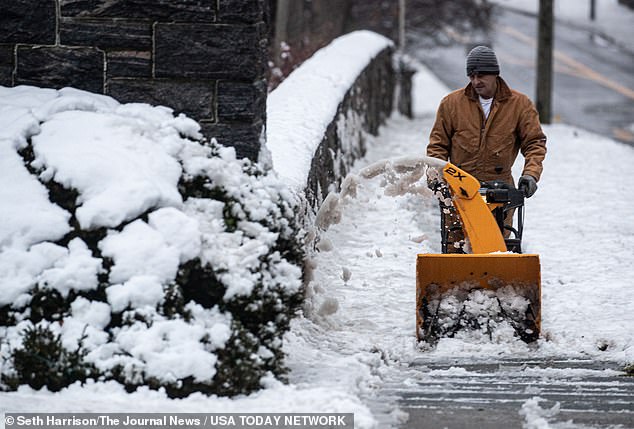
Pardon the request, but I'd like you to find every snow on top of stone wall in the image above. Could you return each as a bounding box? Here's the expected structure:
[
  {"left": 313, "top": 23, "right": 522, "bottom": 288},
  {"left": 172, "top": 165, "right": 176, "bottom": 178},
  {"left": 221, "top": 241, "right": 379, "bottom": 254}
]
[{"left": 266, "top": 30, "right": 394, "bottom": 191}]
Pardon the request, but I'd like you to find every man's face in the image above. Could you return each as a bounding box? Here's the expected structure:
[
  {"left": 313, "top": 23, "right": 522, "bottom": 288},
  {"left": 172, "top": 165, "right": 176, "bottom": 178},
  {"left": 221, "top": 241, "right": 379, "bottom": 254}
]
[{"left": 469, "top": 73, "right": 497, "bottom": 99}]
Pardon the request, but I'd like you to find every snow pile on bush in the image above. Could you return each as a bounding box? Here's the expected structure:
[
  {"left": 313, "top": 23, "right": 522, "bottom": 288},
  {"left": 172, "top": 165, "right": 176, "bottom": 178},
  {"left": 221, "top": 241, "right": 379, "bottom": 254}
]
[{"left": 0, "top": 86, "right": 305, "bottom": 397}]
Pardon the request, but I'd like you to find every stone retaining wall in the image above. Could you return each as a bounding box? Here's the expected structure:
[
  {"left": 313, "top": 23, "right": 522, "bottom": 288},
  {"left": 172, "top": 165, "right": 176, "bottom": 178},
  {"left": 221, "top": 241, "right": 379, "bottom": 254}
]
[{"left": 304, "top": 49, "right": 412, "bottom": 207}]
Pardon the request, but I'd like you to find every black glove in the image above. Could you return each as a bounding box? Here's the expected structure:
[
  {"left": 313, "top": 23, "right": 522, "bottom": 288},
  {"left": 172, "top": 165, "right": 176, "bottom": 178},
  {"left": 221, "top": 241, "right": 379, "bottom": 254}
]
[{"left": 518, "top": 175, "right": 538, "bottom": 198}]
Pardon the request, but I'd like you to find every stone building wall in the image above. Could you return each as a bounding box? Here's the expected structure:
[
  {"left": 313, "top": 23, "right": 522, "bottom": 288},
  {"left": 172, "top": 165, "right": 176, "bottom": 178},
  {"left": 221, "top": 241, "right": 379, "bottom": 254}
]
[{"left": 0, "top": 0, "right": 269, "bottom": 161}]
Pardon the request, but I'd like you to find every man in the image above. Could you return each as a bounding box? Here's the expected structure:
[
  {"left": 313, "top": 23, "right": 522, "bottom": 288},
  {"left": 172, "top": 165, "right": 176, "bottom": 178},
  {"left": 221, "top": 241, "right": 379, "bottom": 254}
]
[{"left": 427, "top": 45, "right": 547, "bottom": 252}]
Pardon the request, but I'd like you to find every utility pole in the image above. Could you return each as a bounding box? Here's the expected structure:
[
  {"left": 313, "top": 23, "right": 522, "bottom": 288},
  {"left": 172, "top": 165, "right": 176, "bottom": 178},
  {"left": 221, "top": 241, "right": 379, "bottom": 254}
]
[
  {"left": 536, "top": 0, "right": 553, "bottom": 124},
  {"left": 590, "top": 0, "right": 596, "bottom": 21},
  {"left": 399, "top": 0, "right": 406, "bottom": 50},
  {"left": 273, "top": 0, "right": 290, "bottom": 62}
]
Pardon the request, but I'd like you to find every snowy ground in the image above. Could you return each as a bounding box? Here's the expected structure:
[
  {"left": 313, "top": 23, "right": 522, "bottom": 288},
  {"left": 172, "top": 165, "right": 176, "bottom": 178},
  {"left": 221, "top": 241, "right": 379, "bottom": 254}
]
[
  {"left": 289, "top": 67, "right": 634, "bottom": 427},
  {"left": 1, "top": 66, "right": 633, "bottom": 429}
]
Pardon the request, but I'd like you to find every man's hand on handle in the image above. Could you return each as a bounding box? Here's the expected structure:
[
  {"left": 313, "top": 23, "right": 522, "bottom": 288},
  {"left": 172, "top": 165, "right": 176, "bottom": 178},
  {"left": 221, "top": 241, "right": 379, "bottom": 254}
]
[{"left": 518, "top": 175, "right": 538, "bottom": 198}]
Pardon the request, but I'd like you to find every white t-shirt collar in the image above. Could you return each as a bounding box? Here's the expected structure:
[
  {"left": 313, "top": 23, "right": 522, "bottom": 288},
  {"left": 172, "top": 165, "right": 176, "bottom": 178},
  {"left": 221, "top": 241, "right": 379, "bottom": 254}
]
[{"left": 479, "top": 95, "right": 493, "bottom": 119}]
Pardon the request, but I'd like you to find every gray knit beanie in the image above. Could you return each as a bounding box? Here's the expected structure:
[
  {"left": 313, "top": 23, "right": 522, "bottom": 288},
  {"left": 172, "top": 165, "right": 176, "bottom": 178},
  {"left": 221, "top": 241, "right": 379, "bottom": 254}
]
[{"left": 466, "top": 45, "right": 500, "bottom": 76}]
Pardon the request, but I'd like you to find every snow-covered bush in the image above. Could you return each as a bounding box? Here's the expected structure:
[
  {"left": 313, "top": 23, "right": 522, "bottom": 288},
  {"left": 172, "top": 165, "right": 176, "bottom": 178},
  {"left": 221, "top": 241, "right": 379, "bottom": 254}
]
[{"left": 0, "top": 86, "right": 305, "bottom": 397}]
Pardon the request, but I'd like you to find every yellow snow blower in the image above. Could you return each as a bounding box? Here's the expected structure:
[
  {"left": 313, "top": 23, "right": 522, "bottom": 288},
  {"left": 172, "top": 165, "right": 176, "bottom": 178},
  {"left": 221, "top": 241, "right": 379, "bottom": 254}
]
[{"left": 417, "top": 162, "right": 541, "bottom": 343}]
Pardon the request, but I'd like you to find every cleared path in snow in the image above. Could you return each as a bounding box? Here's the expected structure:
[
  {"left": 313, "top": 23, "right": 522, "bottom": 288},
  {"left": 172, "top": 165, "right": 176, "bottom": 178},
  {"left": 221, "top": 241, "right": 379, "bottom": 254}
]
[{"left": 394, "top": 358, "right": 634, "bottom": 429}]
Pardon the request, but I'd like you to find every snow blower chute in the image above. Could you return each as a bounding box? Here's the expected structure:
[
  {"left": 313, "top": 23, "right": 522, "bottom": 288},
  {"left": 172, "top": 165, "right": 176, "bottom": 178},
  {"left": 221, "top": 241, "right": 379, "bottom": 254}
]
[{"left": 417, "top": 162, "right": 541, "bottom": 344}]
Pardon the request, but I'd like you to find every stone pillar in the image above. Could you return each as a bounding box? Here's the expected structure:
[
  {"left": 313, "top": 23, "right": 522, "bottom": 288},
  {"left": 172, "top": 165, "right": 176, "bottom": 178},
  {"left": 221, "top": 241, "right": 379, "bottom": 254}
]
[{"left": 0, "top": 0, "right": 269, "bottom": 161}]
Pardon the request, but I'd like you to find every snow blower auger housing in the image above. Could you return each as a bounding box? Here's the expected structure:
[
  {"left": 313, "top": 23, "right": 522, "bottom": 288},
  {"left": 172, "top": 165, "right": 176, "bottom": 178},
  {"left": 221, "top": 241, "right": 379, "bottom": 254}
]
[{"left": 416, "top": 162, "right": 541, "bottom": 344}]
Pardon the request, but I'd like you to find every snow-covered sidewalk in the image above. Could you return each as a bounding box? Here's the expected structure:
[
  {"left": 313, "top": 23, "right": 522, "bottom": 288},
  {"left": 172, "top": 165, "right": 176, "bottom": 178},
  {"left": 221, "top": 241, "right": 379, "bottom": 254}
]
[{"left": 284, "top": 65, "right": 634, "bottom": 426}]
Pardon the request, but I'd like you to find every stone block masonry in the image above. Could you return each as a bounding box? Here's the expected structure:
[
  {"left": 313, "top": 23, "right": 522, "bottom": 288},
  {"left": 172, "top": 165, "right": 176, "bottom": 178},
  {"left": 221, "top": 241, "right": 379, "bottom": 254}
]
[{"left": 0, "top": 0, "right": 269, "bottom": 161}]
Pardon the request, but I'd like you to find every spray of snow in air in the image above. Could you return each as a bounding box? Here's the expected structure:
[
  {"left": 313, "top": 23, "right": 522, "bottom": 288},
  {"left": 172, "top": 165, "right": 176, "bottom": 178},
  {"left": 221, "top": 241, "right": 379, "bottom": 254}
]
[{"left": 314, "top": 155, "right": 446, "bottom": 233}]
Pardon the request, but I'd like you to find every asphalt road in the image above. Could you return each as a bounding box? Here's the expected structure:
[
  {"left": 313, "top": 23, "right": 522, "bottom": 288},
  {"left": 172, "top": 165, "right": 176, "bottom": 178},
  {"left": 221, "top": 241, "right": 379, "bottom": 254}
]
[{"left": 409, "top": 7, "right": 634, "bottom": 145}]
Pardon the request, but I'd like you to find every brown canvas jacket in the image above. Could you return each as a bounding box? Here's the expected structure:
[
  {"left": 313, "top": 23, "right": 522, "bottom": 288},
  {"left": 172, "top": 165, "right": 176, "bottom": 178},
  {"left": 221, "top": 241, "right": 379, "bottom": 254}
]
[{"left": 427, "top": 77, "right": 546, "bottom": 184}]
